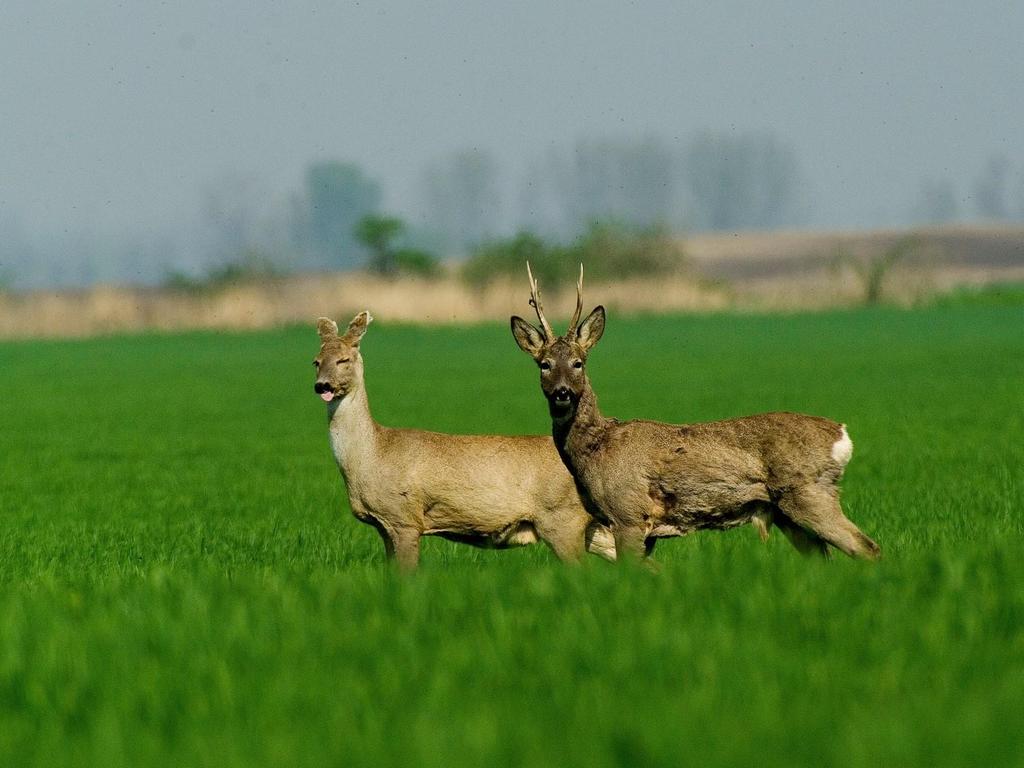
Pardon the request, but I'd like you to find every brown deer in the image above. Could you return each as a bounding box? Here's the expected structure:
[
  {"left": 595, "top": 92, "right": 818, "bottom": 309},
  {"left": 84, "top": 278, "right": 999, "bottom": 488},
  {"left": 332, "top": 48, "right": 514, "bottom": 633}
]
[
  {"left": 314, "top": 311, "right": 616, "bottom": 570},
  {"left": 510, "top": 266, "right": 880, "bottom": 562}
]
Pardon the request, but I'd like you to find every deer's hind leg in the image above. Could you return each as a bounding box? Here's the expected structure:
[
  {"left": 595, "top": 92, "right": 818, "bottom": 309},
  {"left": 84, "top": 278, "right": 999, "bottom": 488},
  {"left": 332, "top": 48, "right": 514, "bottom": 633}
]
[
  {"left": 772, "top": 510, "right": 830, "bottom": 558},
  {"left": 776, "top": 484, "right": 880, "bottom": 560},
  {"left": 750, "top": 499, "right": 829, "bottom": 558}
]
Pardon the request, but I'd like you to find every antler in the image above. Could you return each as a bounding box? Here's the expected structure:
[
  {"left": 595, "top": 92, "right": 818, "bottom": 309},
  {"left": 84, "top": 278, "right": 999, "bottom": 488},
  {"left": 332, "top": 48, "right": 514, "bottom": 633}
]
[
  {"left": 526, "top": 262, "right": 555, "bottom": 340},
  {"left": 566, "top": 263, "right": 584, "bottom": 336}
]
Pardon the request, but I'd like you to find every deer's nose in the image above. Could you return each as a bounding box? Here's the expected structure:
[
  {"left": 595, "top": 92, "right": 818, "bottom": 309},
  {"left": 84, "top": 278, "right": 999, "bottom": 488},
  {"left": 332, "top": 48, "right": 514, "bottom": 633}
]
[
  {"left": 553, "top": 386, "right": 571, "bottom": 401},
  {"left": 314, "top": 381, "right": 331, "bottom": 394}
]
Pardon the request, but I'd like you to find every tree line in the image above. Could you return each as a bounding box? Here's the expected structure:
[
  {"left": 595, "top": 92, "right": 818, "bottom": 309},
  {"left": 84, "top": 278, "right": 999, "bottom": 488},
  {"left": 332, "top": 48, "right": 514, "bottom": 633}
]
[
  {"left": 183, "top": 140, "right": 1024, "bottom": 280},
  {"left": 2, "top": 134, "right": 1024, "bottom": 290}
]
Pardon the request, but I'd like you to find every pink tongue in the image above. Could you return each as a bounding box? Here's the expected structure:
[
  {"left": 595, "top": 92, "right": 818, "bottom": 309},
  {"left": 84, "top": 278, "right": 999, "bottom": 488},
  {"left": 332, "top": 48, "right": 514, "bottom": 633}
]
[{"left": 320, "top": 391, "right": 335, "bottom": 402}]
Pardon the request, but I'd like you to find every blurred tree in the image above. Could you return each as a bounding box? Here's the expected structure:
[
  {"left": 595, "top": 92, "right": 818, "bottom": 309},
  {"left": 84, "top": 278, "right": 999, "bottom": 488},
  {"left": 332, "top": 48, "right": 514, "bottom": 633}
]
[
  {"left": 199, "top": 172, "right": 264, "bottom": 268},
  {"left": 683, "top": 132, "right": 799, "bottom": 231},
  {"left": 354, "top": 214, "right": 405, "bottom": 275},
  {"left": 913, "top": 177, "right": 958, "bottom": 224},
  {"left": 1016, "top": 172, "right": 1024, "bottom": 222},
  {"left": 354, "top": 214, "right": 439, "bottom": 277},
  {"left": 302, "top": 161, "right": 382, "bottom": 266},
  {"left": 392, "top": 247, "right": 440, "bottom": 278},
  {"left": 521, "top": 137, "right": 676, "bottom": 238},
  {"left": 461, "top": 222, "right": 684, "bottom": 288},
  {"left": 419, "top": 149, "right": 501, "bottom": 253},
  {"left": 0, "top": 210, "right": 30, "bottom": 290},
  {"left": 973, "top": 155, "right": 1009, "bottom": 220},
  {"left": 833, "top": 236, "right": 919, "bottom": 306},
  {"left": 462, "top": 231, "right": 558, "bottom": 288}
]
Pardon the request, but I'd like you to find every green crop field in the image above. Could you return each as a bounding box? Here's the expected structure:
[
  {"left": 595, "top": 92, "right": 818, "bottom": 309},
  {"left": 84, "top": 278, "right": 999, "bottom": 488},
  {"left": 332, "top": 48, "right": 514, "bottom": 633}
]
[{"left": 1, "top": 306, "right": 1022, "bottom": 767}]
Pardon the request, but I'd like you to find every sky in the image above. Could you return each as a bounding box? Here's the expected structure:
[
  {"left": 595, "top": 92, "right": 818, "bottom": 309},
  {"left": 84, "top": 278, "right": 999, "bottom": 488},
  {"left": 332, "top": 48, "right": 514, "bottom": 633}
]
[{"left": 2, "top": 1, "right": 1022, "bottom": 262}]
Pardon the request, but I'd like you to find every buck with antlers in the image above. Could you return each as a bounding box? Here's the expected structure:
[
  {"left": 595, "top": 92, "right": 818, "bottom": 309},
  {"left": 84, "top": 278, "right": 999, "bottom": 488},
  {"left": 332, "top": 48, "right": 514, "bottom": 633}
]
[
  {"left": 510, "top": 266, "right": 880, "bottom": 562},
  {"left": 314, "top": 311, "right": 616, "bottom": 570}
]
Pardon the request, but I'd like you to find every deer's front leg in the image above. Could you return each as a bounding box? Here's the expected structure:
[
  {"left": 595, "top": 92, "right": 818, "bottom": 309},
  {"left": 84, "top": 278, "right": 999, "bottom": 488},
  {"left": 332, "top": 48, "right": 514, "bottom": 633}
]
[
  {"left": 365, "top": 516, "right": 396, "bottom": 561},
  {"left": 391, "top": 528, "right": 421, "bottom": 573}
]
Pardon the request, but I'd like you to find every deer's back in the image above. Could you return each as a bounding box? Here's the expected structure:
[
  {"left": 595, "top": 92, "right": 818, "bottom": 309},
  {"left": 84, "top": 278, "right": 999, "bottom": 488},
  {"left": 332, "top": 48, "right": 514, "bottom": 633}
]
[{"left": 607, "top": 411, "right": 843, "bottom": 478}]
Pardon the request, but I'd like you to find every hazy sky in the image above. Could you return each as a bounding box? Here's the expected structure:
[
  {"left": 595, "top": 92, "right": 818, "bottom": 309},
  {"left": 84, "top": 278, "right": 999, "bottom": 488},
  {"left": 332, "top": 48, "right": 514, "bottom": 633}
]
[{"left": 3, "top": 0, "right": 1023, "bottom": 241}]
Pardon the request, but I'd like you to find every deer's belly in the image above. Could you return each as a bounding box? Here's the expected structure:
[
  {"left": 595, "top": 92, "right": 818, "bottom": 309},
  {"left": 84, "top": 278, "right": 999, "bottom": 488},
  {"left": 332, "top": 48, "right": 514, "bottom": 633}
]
[
  {"left": 664, "top": 492, "right": 770, "bottom": 531},
  {"left": 647, "top": 478, "right": 771, "bottom": 530},
  {"left": 429, "top": 520, "right": 540, "bottom": 549},
  {"left": 420, "top": 493, "right": 534, "bottom": 534}
]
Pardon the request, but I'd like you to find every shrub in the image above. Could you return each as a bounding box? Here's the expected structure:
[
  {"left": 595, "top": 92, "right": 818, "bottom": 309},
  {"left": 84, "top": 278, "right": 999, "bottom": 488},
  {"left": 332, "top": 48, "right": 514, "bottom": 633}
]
[
  {"left": 163, "top": 251, "right": 283, "bottom": 293},
  {"left": 931, "top": 281, "right": 1024, "bottom": 308},
  {"left": 353, "top": 214, "right": 440, "bottom": 278},
  {"left": 570, "top": 221, "right": 684, "bottom": 281},
  {"left": 394, "top": 248, "right": 441, "bottom": 278},
  {"left": 461, "top": 222, "right": 686, "bottom": 288},
  {"left": 461, "top": 232, "right": 563, "bottom": 288}
]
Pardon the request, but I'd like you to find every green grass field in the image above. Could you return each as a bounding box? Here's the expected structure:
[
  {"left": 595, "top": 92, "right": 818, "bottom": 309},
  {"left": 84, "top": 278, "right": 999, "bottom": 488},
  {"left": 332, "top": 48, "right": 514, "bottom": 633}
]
[{"left": 1, "top": 306, "right": 1022, "bottom": 767}]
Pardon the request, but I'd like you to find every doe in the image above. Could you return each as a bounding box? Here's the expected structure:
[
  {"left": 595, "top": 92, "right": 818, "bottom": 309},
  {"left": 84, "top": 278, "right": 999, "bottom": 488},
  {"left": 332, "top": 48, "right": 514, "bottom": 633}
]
[{"left": 314, "top": 311, "right": 616, "bottom": 570}]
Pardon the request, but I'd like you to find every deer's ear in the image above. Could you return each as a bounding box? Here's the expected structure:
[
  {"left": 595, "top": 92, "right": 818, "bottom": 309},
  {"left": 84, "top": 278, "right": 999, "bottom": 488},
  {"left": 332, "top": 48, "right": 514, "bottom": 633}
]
[
  {"left": 317, "top": 317, "right": 339, "bottom": 340},
  {"left": 576, "top": 306, "right": 605, "bottom": 352},
  {"left": 343, "top": 310, "right": 373, "bottom": 346},
  {"left": 510, "top": 316, "right": 545, "bottom": 359}
]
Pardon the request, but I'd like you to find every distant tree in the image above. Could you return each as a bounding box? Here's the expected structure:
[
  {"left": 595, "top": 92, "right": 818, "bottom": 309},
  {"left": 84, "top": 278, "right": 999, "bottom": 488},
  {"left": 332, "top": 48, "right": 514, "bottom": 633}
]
[
  {"left": 419, "top": 149, "right": 501, "bottom": 252},
  {"left": 914, "top": 177, "right": 958, "bottom": 224},
  {"left": 1016, "top": 171, "right": 1024, "bottom": 222},
  {"left": 302, "top": 161, "right": 382, "bottom": 266},
  {"left": 521, "top": 137, "right": 676, "bottom": 238},
  {"left": 567, "top": 221, "right": 686, "bottom": 281},
  {"left": 834, "top": 236, "right": 919, "bottom": 306},
  {"left": 461, "top": 222, "right": 685, "bottom": 288},
  {"left": 516, "top": 153, "right": 565, "bottom": 238},
  {"left": 354, "top": 213, "right": 439, "bottom": 277},
  {"left": 462, "top": 231, "right": 558, "bottom": 288},
  {"left": 354, "top": 214, "right": 405, "bottom": 275},
  {"left": 0, "top": 211, "right": 30, "bottom": 290},
  {"left": 683, "top": 132, "right": 799, "bottom": 231},
  {"left": 973, "top": 155, "right": 1010, "bottom": 220},
  {"left": 617, "top": 137, "right": 677, "bottom": 228},
  {"left": 392, "top": 247, "right": 441, "bottom": 278},
  {"left": 198, "top": 172, "right": 264, "bottom": 268}
]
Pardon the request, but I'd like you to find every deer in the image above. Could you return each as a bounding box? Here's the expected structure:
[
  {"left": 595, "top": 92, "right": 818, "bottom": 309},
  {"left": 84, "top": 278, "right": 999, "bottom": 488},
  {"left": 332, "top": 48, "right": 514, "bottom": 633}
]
[
  {"left": 313, "top": 311, "right": 616, "bottom": 570},
  {"left": 510, "top": 266, "right": 880, "bottom": 563}
]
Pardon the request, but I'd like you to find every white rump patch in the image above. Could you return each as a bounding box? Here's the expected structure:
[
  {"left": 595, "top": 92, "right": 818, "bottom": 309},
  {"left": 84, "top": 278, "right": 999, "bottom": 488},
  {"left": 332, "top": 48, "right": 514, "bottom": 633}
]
[{"left": 831, "top": 425, "right": 854, "bottom": 466}]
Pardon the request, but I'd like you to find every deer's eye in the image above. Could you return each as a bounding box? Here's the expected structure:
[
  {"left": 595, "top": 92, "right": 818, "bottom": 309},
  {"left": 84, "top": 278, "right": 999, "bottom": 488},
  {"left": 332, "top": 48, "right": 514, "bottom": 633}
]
[
  {"left": 539, "top": 361, "right": 552, "bottom": 371},
  {"left": 337, "top": 357, "right": 350, "bottom": 365},
  {"left": 572, "top": 360, "right": 583, "bottom": 369},
  {"left": 313, "top": 360, "right": 320, "bottom": 367}
]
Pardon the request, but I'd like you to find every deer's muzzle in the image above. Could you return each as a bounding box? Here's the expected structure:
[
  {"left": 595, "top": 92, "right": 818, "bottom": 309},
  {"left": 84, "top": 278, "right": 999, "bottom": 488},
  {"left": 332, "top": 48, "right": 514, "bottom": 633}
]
[
  {"left": 551, "top": 386, "right": 574, "bottom": 407},
  {"left": 314, "top": 381, "right": 336, "bottom": 402}
]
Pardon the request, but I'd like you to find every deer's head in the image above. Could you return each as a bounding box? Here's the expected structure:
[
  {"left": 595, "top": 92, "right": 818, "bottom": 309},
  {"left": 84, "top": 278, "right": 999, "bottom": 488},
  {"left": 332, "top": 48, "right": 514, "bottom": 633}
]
[
  {"left": 313, "top": 311, "right": 372, "bottom": 402},
  {"left": 510, "top": 264, "right": 605, "bottom": 422}
]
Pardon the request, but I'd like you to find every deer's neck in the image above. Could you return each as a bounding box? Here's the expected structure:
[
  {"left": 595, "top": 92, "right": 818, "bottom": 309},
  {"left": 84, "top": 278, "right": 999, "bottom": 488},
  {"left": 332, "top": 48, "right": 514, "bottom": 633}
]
[
  {"left": 326, "top": 371, "right": 379, "bottom": 480},
  {"left": 554, "top": 380, "right": 609, "bottom": 473}
]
